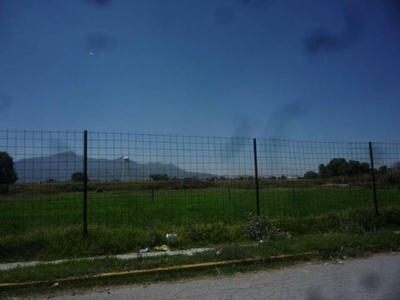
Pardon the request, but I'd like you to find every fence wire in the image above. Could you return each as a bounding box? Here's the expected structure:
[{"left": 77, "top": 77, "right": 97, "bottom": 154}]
[{"left": 0, "top": 130, "right": 399, "bottom": 238}]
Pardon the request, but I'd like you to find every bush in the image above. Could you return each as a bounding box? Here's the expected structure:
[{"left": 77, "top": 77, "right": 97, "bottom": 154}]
[
  {"left": 380, "top": 172, "right": 400, "bottom": 186},
  {"left": 340, "top": 208, "right": 387, "bottom": 234},
  {"left": 244, "top": 213, "right": 291, "bottom": 241},
  {"left": 340, "top": 220, "right": 367, "bottom": 235},
  {"left": 71, "top": 171, "right": 85, "bottom": 182},
  {"left": 303, "top": 171, "right": 319, "bottom": 179}
]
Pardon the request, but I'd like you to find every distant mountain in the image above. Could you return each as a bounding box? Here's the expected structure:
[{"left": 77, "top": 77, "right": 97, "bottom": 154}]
[{"left": 15, "top": 151, "right": 214, "bottom": 182}]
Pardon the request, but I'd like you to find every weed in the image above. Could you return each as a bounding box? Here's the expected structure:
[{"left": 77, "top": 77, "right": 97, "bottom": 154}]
[
  {"left": 340, "top": 221, "right": 366, "bottom": 235},
  {"left": 1, "top": 208, "right": 399, "bottom": 263},
  {"left": 244, "top": 213, "right": 291, "bottom": 241}
]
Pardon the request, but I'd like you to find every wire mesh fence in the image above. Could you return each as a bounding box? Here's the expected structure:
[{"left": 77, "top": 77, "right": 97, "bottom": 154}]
[{"left": 0, "top": 130, "right": 399, "bottom": 238}]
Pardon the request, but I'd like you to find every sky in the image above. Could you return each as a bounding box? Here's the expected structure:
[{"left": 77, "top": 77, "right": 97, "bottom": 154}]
[{"left": 0, "top": 0, "right": 400, "bottom": 143}]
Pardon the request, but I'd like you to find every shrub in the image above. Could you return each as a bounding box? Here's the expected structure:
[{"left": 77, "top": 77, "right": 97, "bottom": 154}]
[
  {"left": 340, "top": 220, "right": 367, "bottom": 235},
  {"left": 340, "top": 208, "right": 387, "bottom": 234},
  {"left": 303, "top": 171, "right": 319, "bottom": 179},
  {"left": 244, "top": 213, "right": 291, "bottom": 241},
  {"left": 380, "top": 172, "right": 400, "bottom": 186}
]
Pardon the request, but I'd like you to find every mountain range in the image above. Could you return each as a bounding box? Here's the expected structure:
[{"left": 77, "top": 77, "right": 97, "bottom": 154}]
[{"left": 15, "top": 151, "right": 213, "bottom": 182}]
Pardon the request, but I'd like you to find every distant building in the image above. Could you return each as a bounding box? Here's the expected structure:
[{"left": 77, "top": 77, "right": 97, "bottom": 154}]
[{"left": 122, "top": 156, "right": 130, "bottom": 181}]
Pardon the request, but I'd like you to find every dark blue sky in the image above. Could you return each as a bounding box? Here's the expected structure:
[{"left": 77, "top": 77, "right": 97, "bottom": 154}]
[{"left": 1, "top": 0, "right": 399, "bottom": 142}]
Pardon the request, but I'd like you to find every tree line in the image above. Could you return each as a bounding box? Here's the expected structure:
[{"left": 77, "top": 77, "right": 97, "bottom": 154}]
[
  {"left": 303, "top": 158, "right": 391, "bottom": 179},
  {"left": 2, "top": 151, "right": 399, "bottom": 190}
]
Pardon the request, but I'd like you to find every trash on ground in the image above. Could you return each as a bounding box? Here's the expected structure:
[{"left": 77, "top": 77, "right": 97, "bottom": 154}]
[
  {"left": 166, "top": 233, "right": 177, "bottom": 239},
  {"left": 154, "top": 245, "right": 170, "bottom": 251}
]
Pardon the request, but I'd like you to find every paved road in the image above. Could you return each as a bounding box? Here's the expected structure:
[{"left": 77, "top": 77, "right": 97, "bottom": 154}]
[{"left": 42, "top": 253, "right": 400, "bottom": 300}]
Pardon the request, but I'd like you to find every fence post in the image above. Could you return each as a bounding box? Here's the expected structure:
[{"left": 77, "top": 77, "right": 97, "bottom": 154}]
[
  {"left": 253, "top": 138, "right": 260, "bottom": 216},
  {"left": 83, "top": 130, "right": 88, "bottom": 237},
  {"left": 369, "top": 142, "right": 379, "bottom": 216}
]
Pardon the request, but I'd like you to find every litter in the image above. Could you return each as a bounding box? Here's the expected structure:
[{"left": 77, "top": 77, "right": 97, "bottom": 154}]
[
  {"left": 166, "top": 233, "right": 177, "bottom": 239},
  {"left": 154, "top": 245, "right": 170, "bottom": 251}
]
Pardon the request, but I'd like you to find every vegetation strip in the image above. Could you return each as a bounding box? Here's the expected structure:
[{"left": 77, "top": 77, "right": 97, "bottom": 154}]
[{"left": 0, "top": 252, "right": 316, "bottom": 291}]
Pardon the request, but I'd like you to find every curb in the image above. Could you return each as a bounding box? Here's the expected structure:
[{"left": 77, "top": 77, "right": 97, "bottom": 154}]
[{"left": 0, "top": 252, "right": 317, "bottom": 291}]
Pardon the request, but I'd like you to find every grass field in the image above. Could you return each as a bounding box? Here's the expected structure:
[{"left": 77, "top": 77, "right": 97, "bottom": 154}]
[
  {"left": 1, "top": 181, "right": 399, "bottom": 237},
  {"left": 1, "top": 181, "right": 399, "bottom": 293}
]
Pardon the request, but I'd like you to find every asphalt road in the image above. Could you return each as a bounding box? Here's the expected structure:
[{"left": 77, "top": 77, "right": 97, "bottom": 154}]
[{"left": 41, "top": 253, "right": 400, "bottom": 300}]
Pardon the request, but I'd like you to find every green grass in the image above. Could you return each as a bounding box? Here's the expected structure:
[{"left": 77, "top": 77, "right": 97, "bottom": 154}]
[
  {"left": 0, "top": 205, "right": 399, "bottom": 298},
  {"left": 0, "top": 181, "right": 399, "bottom": 263},
  {"left": 0, "top": 205, "right": 399, "bottom": 263},
  {"left": 0, "top": 230, "right": 399, "bottom": 299},
  {"left": 1, "top": 183, "right": 398, "bottom": 235}
]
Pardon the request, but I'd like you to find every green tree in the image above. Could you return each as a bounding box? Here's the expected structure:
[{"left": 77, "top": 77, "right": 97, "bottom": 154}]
[
  {"left": 359, "top": 162, "right": 370, "bottom": 174},
  {"left": 378, "top": 165, "right": 388, "bottom": 174},
  {"left": 319, "top": 158, "right": 370, "bottom": 178},
  {"left": 318, "top": 164, "right": 327, "bottom": 178},
  {"left": 71, "top": 171, "right": 85, "bottom": 182},
  {"left": 0, "top": 152, "right": 18, "bottom": 185},
  {"left": 326, "top": 158, "right": 348, "bottom": 177},
  {"left": 149, "top": 173, "right": 169, "bottom": 181},
  {"left": 347, "top": 160, "right": 361, "bottom": 176},
  {"left": 303, "top": 170, "right": 319, "bottom": 179}
]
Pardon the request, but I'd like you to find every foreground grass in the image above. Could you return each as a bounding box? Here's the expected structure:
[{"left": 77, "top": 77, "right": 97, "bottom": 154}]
[
  {"left": 1, "top": 231, "right": 399, "bottom": 284},
  {"left": 0, "top": 207, "right": 398, "bottom": 298},
  {"left": 0, "top": 231, "right": 399, "bottom": 299},
  {"left": 0, "top": 207, "right": 399, "bottom": 263}
]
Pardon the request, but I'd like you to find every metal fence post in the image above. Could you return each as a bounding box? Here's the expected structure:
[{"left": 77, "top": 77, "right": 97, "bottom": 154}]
[
  {"left": 83, "top": 130, "right": 88, "bottom": 237},
  {"left": 369, "top": 142, "right": 379, "bottom": 216},
  {"left": 253, "top": 138, "right": 260, "bottom": 216}
]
